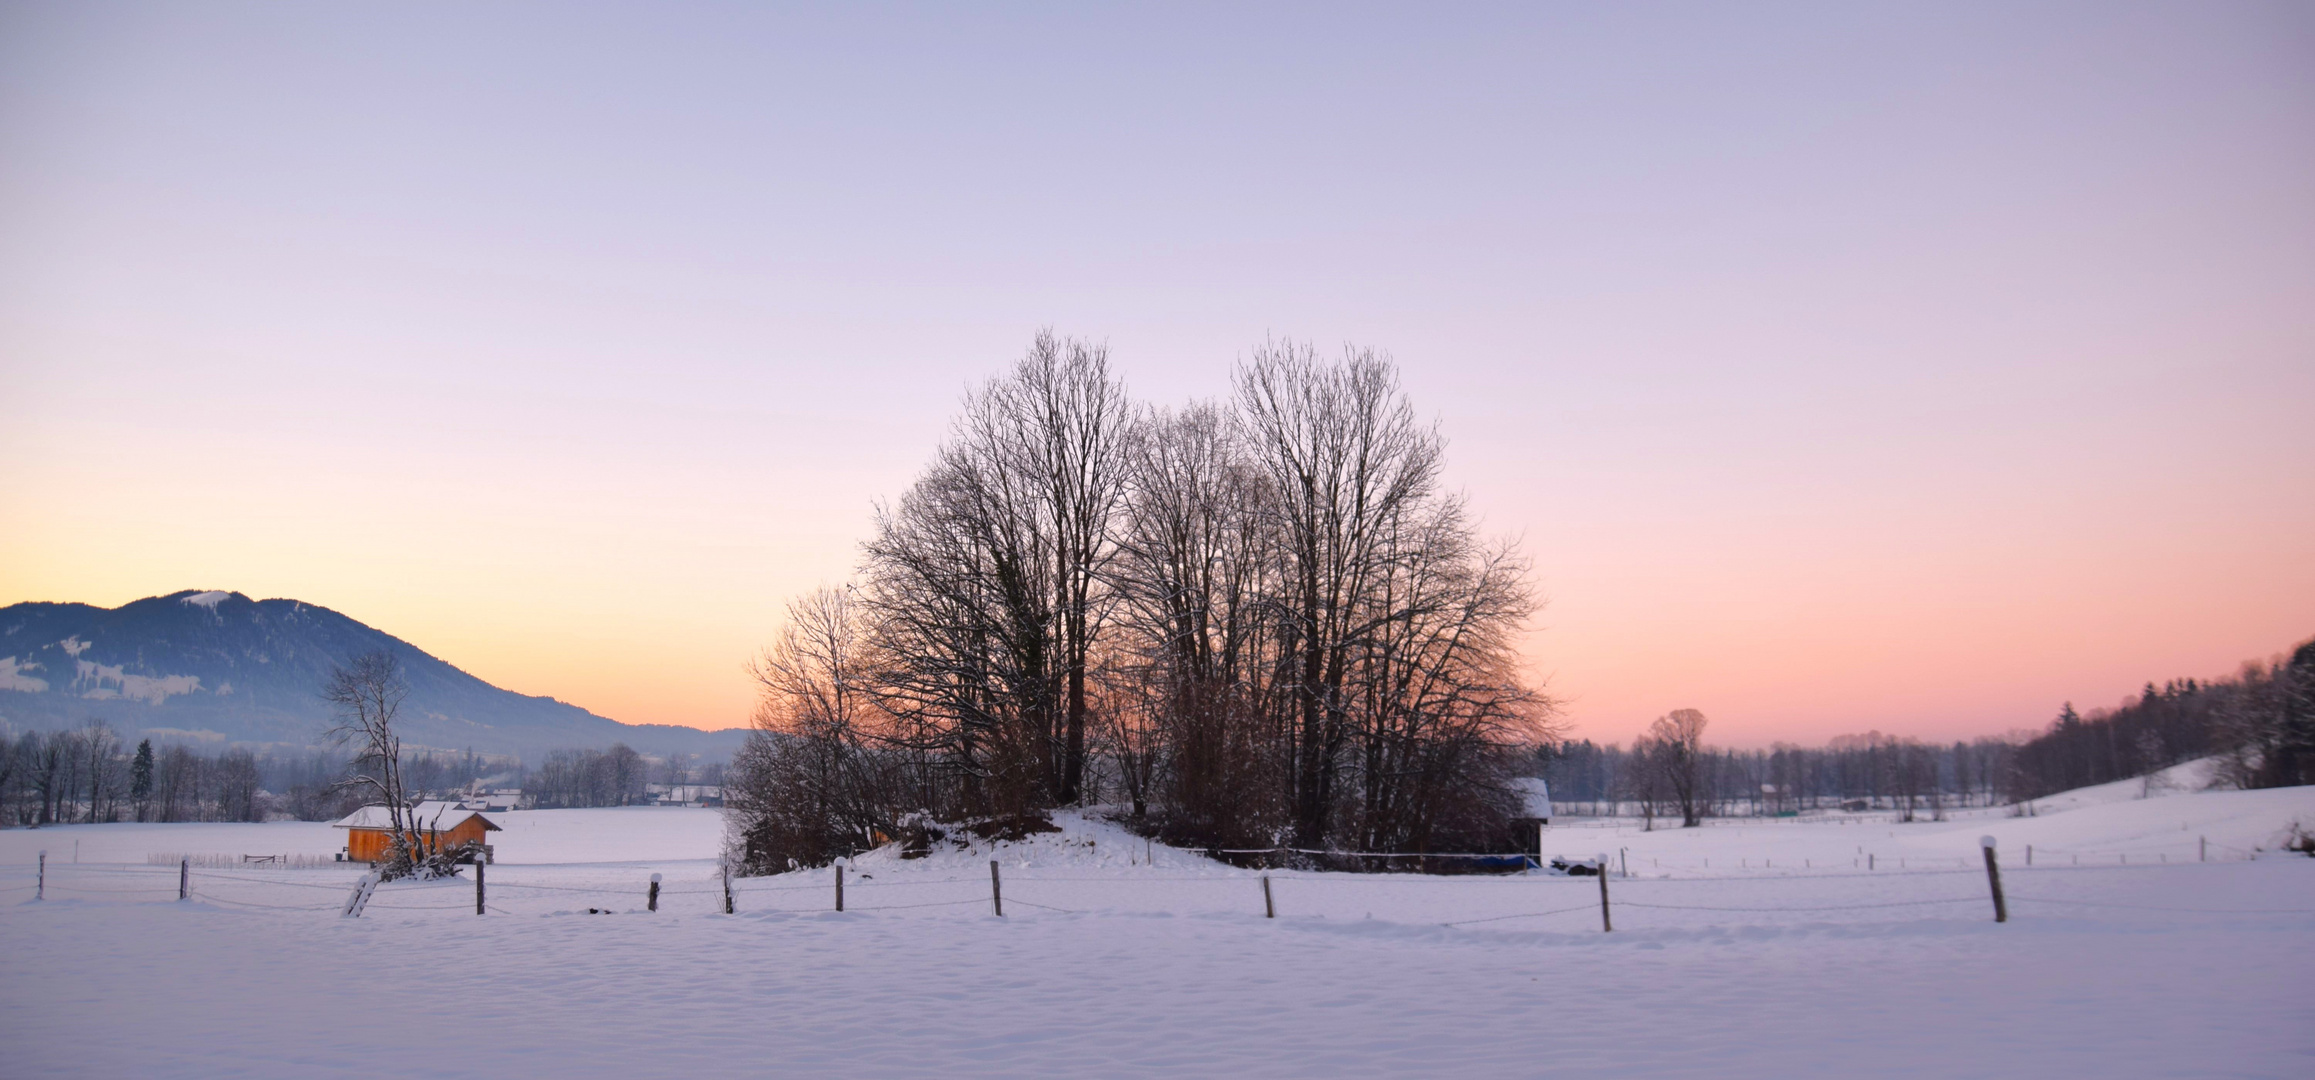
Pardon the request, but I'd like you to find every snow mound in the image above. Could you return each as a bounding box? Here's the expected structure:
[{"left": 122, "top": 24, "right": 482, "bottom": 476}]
[
  {"left": 2020, "top": 756, "right": 2224, "bottom": 814},
  {"left": 841, "top": 809, "right": 1233, "bottom": 877}
]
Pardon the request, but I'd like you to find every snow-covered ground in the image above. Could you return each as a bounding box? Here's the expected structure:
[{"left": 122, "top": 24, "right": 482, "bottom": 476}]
[{"left": 3, "top": 777, "right": 2311, "bottom": 1078}]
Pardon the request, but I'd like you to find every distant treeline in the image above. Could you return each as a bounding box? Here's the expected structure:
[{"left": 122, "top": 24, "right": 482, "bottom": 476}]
[
  {"left": 1539, "top": 734, "right": 2023, "bottom": 822},
  {"left": 1541, "top": 635, "right": 2315, "bottom": 821},
  {"left": 0, "top": 724, "right": 729, "bottom": 826},
  {"left": 526, "top": 744, "right": 651, "bottom": 808},
  {"left": 500, "top": 744, "right": 726, "bottom": 810},
  {"left": 2011, "top": 637, "right": 2313, "bottom": 797},
  {"left": 0, "top": 722, "right": 501, "bottom": 825}
]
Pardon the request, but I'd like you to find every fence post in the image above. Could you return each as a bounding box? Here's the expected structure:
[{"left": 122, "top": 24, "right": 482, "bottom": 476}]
[
  {"left": 648, "top": 873, "right": 661, "bottom": 912},
  {"left": 723, "top": 866, "right": 735, "bottom": 915},
  {"left": 990, "top": 860, "right": 1003, "bottom": 917},
  {"left": 2199, "top": 836, "right": 2206, "bottom": 863},
  {"left": 2026, "top": 844, "right": 2032, "bottom": 866},
  {"left": 1596, "top": 854, "right": 1612, "bottom": 933},
  {"left": 835, "top": 864, "right": 844, "bottom": 912},
  {"left": 1868, "top": 853, "right": 1874, "bottom": 871},
  {"left": 1620, "top": 848, "right": 1628, "bottom": 878},
  {"left": 179, "top": 856, "right": 189, "bottom": 901},
  {"left": 475, "top": 858, "right": 486, "bottom": 915},
  {"left": 36, "top": 851, "right": 44, "bottom": 901},
  {"left": 1262, "top": 875, "right": 1275, "bottom": 918},
  {"left": 1979, "top": 836, "right": 2007, "bottom": 924}
]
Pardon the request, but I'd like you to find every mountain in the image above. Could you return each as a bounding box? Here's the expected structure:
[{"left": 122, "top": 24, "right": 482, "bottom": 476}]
[{"left": 0, "top": 590, "right": 749, "bottom": 764}]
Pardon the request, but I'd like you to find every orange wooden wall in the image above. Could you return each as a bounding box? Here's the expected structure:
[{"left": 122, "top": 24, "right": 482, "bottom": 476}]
[{"left": 344, "top": 818, "right": 491, "bottom": 862}]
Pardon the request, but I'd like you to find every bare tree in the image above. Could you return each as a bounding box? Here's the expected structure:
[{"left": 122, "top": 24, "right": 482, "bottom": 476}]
[
  {"left": 1110, "top": 403, "right": 1282, "bottom": 840},
  {"left": 1649, "top": 709, "right": 1709, "bottom": 828},
  {"left": 1234, "top": 341, "right": 1448, "bottom": 848},
  {"left": 80, "top": 719, "right": 122, "bottom": 823},
  {"left": 856, "top": 332, "right": 1132, "bottom": 816},
  {"left": 727, "top": 586, "right": 901, "bottom": 870},
  {"left": 323, "top": 651, "right": 415, "bottom": 869}
]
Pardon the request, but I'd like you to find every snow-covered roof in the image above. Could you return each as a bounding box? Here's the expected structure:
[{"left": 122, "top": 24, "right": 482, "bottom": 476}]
[
  {"left": 333, "top": 801, "right": 501, "bottom": 832},
  {"left": 1510, "top": 776, "right": 1552, "bottom": 819}
]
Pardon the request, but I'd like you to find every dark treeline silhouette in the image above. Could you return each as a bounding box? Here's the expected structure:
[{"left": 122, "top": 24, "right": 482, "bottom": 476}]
[
  {"left": 0, "top": 721, "right": 500, "bottom": 825},
  {"left": 2012, "top": 637, "right": 2314, "bottom": 798},
  {"left": 1541, "top": 636, "right": 2315, "bottom": 824},
  {"left": 727, "top": 335, "right": 1553, "bottom": 873},
  {"left": 1540, "top": 731, "right": 2023, "bottom": 825}
]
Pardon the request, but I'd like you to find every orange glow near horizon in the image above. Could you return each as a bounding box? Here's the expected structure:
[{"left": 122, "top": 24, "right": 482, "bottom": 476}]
[{"left": 2, "top": 5, "right": 2310, "bottom": 748}]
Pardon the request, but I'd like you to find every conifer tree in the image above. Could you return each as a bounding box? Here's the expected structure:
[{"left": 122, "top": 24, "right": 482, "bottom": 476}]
[{"left": 130, "top": 739, "right": 154, "bottom": 821}]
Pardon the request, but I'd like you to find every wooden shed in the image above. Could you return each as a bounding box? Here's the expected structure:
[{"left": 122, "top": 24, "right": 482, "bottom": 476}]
[{"left": 334, "top": 801, "right": 501, "bottom": 864}]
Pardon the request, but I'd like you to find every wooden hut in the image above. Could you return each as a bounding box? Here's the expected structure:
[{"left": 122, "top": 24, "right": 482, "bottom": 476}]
[{"left": 334, "top": 801, "right": 501, "bottom": 864}]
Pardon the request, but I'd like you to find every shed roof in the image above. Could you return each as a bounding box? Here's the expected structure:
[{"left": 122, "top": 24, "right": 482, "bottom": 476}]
[
  {"left": 1510, "top": 776, "right": 1553, "bottom": 819},
  {"left": 333, "top": 801, "right": 502, "bottom": 833}
]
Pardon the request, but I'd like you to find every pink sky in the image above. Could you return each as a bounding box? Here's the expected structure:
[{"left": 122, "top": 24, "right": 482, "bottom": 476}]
[{"left": 3, "top": 3, "right": 2310, "bottom": 747}]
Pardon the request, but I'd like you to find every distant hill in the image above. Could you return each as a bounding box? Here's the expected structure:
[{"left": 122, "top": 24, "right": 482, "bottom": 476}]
[{"left": 0, "top": 590, "right": 749, "bottom": 763}]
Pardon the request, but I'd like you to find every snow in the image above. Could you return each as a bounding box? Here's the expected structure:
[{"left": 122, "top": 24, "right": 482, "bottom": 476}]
[
  {"left": 0, "top": 655, "right": 48, "bottom": 693},
  {"left": 70, "top": 658, "right": 202, "bottom": 703},
  {"left": 3, "top": 783, "right": 2311, "bottom": 1078},
  {"left": 333, "top": 801, "right": 500, "bottom": 833},
  {"left": 181, "top": 590, "right": 233, "bottom": 608},
  {"left": 1511, "top": 775, "right": 1552, "bottom": 819}
]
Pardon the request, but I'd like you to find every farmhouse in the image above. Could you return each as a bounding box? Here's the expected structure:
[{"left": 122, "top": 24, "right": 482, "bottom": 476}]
[{"left": 334, "top": 801, "right": 501, "bottom": 864}]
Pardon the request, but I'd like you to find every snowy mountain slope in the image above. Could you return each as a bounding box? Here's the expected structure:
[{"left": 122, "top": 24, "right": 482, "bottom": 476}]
[{"left": 0, "top": 591, "right": 747, "bottom": 762}]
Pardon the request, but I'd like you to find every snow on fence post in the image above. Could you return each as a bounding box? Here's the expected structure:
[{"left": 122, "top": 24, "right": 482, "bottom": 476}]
[
  {"left": 1262, "top": 875, "right": 1275, "bottom": 918},
  {"left": 1596, "top": 854, "right": 1613, "bottom": 933},
  {"left": 722, "top": 866, "right": 734, "bottom": 915},
  {"left": 1979, "top": 836, "right": 2007, "bottom": 924},
  {"left": 834, "top": 864, "right": 844, "bottom": 912},
  {"left": 648, "top": 873, "right": 661, "bottom": 913},
  {"left": 990, "top": 860, "right": 1003, "bottom": 917},
  {"left": 179, "top": 857, "right": 189, "bottom": 901},
  {"left": 475, "top": 859, "right": 485, "bottom": 916}
]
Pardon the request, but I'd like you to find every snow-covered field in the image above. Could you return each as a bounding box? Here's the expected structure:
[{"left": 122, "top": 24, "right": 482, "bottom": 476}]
[{"left": 3, "top": 776, "right": 2311, "bottom": 1078}]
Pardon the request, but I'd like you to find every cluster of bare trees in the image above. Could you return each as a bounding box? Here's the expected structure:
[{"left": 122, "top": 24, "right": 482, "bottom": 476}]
[
  {"left": 728, "top": 334, "right": 1552, "bottom": 872},
  {"left": 527, "top": 744, "right": 652, "bottom": 808},
  {"left": 0, "top": 722, "right": 268, "bottom": 825}
]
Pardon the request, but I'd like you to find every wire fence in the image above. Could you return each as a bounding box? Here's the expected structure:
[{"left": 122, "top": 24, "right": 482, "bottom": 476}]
[
  {"left": 148, "top": 853, "right": 341, "bottom": 870},
  {"left": 6, "top": 850, "right": 2309, "bottom": 928}
]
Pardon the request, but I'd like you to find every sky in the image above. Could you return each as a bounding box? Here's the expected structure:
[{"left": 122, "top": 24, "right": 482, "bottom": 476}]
[{"left": 2, "top": 2, "right": 2310, "bottom": 748}]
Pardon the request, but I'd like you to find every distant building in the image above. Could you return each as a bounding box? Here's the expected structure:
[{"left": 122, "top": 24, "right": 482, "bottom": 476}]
[
  {"left": 645, "top": 784, "right": 724, "bottom": 808},
  {"left": 334, "top": 801, "right": 501, "bottom": 864},
  {"left": 475, "top": 788, "right": 534, "bottom": 812}
]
